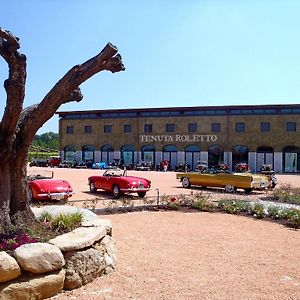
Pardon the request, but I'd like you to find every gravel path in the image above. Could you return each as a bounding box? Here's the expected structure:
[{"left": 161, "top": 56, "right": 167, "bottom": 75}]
[{"left": 29, "top": 168, "right": 299, "bottom": 300}]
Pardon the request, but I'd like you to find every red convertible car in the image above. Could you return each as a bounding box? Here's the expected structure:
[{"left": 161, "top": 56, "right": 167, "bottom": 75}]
[
  {"left": 88, "top": 168, "right": 151, "bottom": 198},
  {"left": 27, "top": 171, "right": 74, "bottom": 201}
]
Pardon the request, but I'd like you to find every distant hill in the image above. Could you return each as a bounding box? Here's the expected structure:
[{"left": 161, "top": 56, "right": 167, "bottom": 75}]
[{"left": 32, "top": 132, "right": 59, "bottom": 151}]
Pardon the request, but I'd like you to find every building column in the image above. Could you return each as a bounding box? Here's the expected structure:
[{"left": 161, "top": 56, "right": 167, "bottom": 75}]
[
  {"left": 200, "top": 151, "right": 208, "bottom": 163},
  {"left": 248, "top": 152, "right": 256, "bottom": 172},
  {"left": 224, "top": 152, "right": 232, "bottom": 170},
  {"left": 177, "top": 151, "right": 185, "bottom": 163},
  {"left": 60, "top": 150, "right": 64, "bottom": 160},
  {"left": 94, "top": 150, "right": 101, "bottom": 162},
  {"left": 274, "top": 152, "right": 282, "bottom": 173},
  {"left": 76, "top": 151, "right": 82, "bottom": 163}
]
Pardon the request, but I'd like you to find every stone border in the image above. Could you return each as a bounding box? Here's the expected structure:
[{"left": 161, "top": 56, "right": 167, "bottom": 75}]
[{"left": 0, "top": 207, "right": 116, "bottom": 300}]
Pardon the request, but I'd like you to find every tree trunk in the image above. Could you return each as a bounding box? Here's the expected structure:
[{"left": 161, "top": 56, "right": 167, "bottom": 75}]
[{"left": 0, "top": 28, "right": 125, "bottom": 233}]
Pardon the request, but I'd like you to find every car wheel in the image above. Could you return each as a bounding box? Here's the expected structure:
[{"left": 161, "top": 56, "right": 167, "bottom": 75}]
[
  {"left": 89, "top": 181, "right": 97, "bottom": 193},
  {"left": 244, "top": 188, "right": 253, "bottom": 194},
  {"left": 224, "top": 185, "right": 236, "bottom": 193},
  {"left": 112, "top": 185, "right": 121, "bottom": 199},
  {"left": 138, "top": 192, "right": 146, "bottom": 198},
  {"left": 182, "top": 177, "right": 191, "bottom": 188}
]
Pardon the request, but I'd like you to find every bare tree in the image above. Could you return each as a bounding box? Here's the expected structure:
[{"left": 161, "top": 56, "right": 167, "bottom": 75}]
[{"left": 0, "top": 28, "right": 125, "bottom": 233}]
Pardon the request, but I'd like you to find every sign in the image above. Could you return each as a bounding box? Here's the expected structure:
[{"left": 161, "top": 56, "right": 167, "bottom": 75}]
[{"left": 140, "top": 134, "right": 217, "bottom": 143}]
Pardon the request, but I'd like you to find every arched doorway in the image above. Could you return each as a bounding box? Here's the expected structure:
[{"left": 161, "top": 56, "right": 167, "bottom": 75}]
[
  {"left": 162, "top": 145, "right": 177, "bottom": 169},
  {"left": 82, "top": 145, "right": 95, "bottom": 167},
  {"left": 185, "top": 145, "right": 200, "bottom": 171},
  {"left": 208, "top": 144, "right": 224, "bottom": 167},
  {"left": 256, "top": 146, "right": 274, "bottom": 171},
  {"left": 101, "top": 144, "right": 114, "bottom": 163},
  {"left": 121, "top": 144, "right": 135, "bottom": 166},
  {"left": 64, "top": 145, "right": 76, "bottom": 161},
  {"left": 141, "top": 145, "right": 155, "bottom": 164},
  {"left": 232, "top": 145, "right": 248, "bottom": 167},
  {"left": 283, "top": 145, "right": 300, "bottom": 173}
]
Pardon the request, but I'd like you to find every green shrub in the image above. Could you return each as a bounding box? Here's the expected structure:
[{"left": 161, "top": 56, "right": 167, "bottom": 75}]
[
  {"left": 192, "top": 198, "right": 214, "bottom": 212},
  {"left": 250, "top": 204, "right": 265, "bottom": 219},
  {"left": 270, "top": 184, "right": 300, "bottom": 205},
  {"left": 286, "top": 209, "right": 300, "bottom": 228},
  {"left": 267, "top": 206, "right": 282, "bottom": 219}
]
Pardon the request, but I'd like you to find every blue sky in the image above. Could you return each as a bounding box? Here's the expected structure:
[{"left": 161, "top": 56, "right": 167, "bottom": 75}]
[{"left": 1, "top": 1, "right": 300, "bottom": 134}]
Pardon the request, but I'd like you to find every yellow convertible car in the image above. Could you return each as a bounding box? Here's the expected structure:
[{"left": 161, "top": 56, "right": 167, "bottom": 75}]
[{"left": 176, "top": 169, "right": 277, "bottom": 193}]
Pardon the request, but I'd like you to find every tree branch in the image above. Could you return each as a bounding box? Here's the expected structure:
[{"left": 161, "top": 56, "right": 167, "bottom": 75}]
[
  {"left": 0, "top": 28, "right": 27, "bottom": 156},
  {"left": 18, "top": 42, "right": 124, "bottom": 144}
]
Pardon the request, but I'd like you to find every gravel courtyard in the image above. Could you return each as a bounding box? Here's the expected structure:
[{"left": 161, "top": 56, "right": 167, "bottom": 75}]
[{"left": 33, "top": 167, "right": 300, "bottom": 300}]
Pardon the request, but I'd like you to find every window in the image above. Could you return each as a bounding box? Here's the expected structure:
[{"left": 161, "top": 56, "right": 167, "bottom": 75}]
[
  {"left": 166, "top": 123, "right": 175, "bottom": 132},
  {"left": 84, "top": 125, "right": 92, "bottom": 134},
  {"left": 124, "top": 124, "right": 132, "bottom": 133},
  {"left": 211, "top": 123, "right": 221, "bottom": 132},
  {"left": 144, "top": 124, "right": 152, "bottom": 133},
  {"left": 66, "top": 126, "right": 74, "bottom": 134},
  {"left": 236, "top": 122, "right": 245, "bottom": 132},
  {"left": 188, "top": 123, "right": 197, "bottom": 133},
  {"left": 260, "top": 122, "right": 270, "bottom": 132},
  {"left": 104, "top": 125, "right": 112, "bottom": 133},
  {"left": 287, "top": 122, "right": 296, "bottom": 132}
]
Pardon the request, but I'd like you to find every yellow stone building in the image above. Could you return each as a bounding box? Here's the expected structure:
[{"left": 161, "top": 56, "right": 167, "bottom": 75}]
[{"left": 57, "top": 104, "right": 300, "bottom": 173}]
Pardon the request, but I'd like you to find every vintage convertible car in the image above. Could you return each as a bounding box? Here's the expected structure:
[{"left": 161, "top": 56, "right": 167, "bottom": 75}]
[
  {"left": 88, "top": 168, "right": 151, "bottom": 198},
  {"left": 176, "top": 169, "right": 276, "bottom": 193},
  {"left": 135, "top": 160, "right": 153, "bottom": 171},
  {"left": 27, "top": 171, "right": 74, "bottom": 201}
]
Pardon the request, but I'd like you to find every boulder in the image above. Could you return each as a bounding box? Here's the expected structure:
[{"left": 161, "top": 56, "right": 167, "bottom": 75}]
[
  {"left": 49, "top": 226, "right": 106, "bottom": 251},
  {"left": 63, "top": 248, "right": 105, "bottom": 290},
  {"left": 0, "top": 252, "right": 21, "bottom": 283},
  {"left": 0, "top": 269, "right": 65, "bottom": 300},
  {"left": 13, "top": 243, "right": 65, "bottom": 274},
  {"left": 94, "top": 235, "right": 117, "bottom": 274},
  {"left": 81, "top": 218, "right": 113, "bottom": 236}
]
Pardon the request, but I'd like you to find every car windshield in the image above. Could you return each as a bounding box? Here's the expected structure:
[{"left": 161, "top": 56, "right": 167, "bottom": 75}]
[{"left": 103, "top": 169, "right": 125, "bottom": 177}]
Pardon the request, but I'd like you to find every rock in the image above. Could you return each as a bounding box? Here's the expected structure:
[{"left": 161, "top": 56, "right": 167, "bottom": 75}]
[
  {"left": 31, "top": 205, "right": 98, "bottom": 222},
  {"left": 63, "top": 248, "right": 105, "bottom": 290},
  {"left": 94, "top": 236, "right": 117, "bottom": 274},
  {"left": 13, "top": 243, "right": 65, "bottom": 274},
  {"left": 49, "top": 226, "right": 106, "bottom": 251},
  {"left": 0, "top": 252, "right": 21, "bottom": 283},
  {"left": 0, "top": 269, "right": 65, "bottom": 300},
  {"left": 82, "top": 218, "right": 113, "bottom": 236}
]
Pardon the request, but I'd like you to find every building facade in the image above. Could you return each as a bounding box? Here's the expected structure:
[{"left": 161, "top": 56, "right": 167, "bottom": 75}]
[{"left": 57, "top": 104, "right": 300, "bottom": 173}]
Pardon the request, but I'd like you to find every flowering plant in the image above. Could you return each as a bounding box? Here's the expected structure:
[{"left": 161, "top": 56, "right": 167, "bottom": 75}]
[{"left": 0, "top": 232, "right": 38, "bottom": 251}]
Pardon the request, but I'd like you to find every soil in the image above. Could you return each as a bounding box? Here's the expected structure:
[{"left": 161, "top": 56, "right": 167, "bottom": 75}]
[{"left": 31, "top": 167, "right": 300, "bottom": 300}]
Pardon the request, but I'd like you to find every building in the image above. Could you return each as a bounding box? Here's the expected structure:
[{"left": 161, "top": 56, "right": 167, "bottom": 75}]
[{"left": 57, "top": 104, "right": 300, "bottom": 173}]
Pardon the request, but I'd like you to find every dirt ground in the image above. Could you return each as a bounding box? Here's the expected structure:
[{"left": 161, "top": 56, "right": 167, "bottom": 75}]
[{"left": 29, "top": 167, "right": 300, "bottom": 300}]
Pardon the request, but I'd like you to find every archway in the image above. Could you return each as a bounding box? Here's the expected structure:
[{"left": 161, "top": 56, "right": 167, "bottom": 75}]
[
  {"left": 232, "top": 145, "right": 248, "bottom": 167},
  {"left": 208, "top": 144, "right": 224, "bottom": 167},
  {"left": 101, "top": 144, "right": 114, "bottom": 163},
  {"left": 162, "top": 145, "right": 177, "bottom": 169},
  {"left": 185, "top": 145, "right": 200, "bottom": 170},
  {"left": 282, "top": 145, "right": 300, "bottom": 173},
  {"left": 64, "top": 145, "right": 76, "bottom": 161},
  {"left": 82, "top": 145, "right": 95, "bottom": 167},
  {"left": 256, "top": 146, "right": 274, "bottom": 171},
  {"left": 141, "top": 145, "right": 155, "bottom": 164},
  {"left": 121, "top": 144, "right": 135, "bottom": 166}
]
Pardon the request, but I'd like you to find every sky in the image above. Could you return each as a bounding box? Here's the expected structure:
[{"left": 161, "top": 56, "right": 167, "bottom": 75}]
[{"left": 1, "top": 1, "right": 300, "bottom": 134}]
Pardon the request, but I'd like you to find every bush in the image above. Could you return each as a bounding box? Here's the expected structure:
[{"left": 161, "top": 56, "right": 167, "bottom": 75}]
[
  {"left": 250, "top": 204, "right": 265, "bottom": 219},
  {"left": 270, "top": 184, "right": 300, "bottom": 205},
  {"left": 0, "top": 230, "right": 38, "bottom": 251}
]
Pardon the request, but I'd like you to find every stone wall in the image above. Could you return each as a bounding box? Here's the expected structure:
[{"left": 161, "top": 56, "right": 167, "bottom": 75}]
[{"left": 0, "top": 207, "right": 117, "bottom": 300}]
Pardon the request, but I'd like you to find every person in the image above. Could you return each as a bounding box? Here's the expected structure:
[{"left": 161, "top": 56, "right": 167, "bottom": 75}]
[{"left": 162, "top": 160, "right": 169, "bottom": 172}]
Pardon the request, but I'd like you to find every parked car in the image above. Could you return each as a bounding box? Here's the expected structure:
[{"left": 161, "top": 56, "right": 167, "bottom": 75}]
[
  {"left": 234, "top": 163, "right": 249, "bottom": 173},
  {"left": 135, "top": 161, "right": 153, "bottom": 171},
  {"left": 176, "top": 169, "right": 276, "bottom": 193},
  {"left": 27, "top": 171, "right": 74, "bottom": 201},
  {"left": 88, "top": 168, "right": 151, "bottom": 198},
  {"left": 175, "top": 161, "right": 191, "bottom": 172},
  {"left": 47, "top": 156, "right": 61, "bottom": 167},
  {"left": 58, "top": 160, "right": 76, "bottom": 168},
  {"left": 29, "top": 159, "right": 48, "bottom": 167},
  {"left": 195, "top": 161, "right": 208, "bottom": 172},
  {"left": 76, "top": 161, "right": 88, "bottom": 169},
  {"left": 92, "top": 162, "right": 109, "bottom": 169}
]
